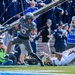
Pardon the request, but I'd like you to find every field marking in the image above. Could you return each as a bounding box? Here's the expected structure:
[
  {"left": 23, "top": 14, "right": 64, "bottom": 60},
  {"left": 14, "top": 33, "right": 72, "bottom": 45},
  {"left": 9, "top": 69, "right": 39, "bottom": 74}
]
[
  {"left": 0, "top": 70, "right": 74, "bottom": 75},
  {"left": 0, "top": 70, "right": 75, "bottom": 75},
  {"left": 0, "top": 71, "right": 75, "bottom": 75}
]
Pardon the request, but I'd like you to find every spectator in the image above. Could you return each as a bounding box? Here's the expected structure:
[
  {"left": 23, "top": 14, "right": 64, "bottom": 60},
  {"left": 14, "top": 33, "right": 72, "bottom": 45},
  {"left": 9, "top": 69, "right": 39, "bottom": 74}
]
[
  {"left": 47, "top": 7, "right": 57, "bottom": 30},
  {"left": 6, "top": 0, "right": 20, "bottom": 36},
  {"left": 53, "top": 21, "right": 67, "bottom": 52},
  {"left": 18, "top": 0, "right": 29, "bottom": 14},
  {"left": 0, "top": 0, "right": 5, "bottom": 24},
  {"left": 35, "top": 0, "right": 46, "bottom": 8},
  {"left": 35, "top": 0, "right": 52, "bottom": 31},
  {"left": 44, "top": 0, "right": 52, "bottom": 4},
  {"left": 71, "top": 6, "right": 75, "bottom": 17},
  {"left": 34, "top": 0, "right": 43, "bottom": 31},
  {"left": 8, "top": 0, "right": 20, "bottom": 24},
  {"left": 41, "top": 0, "right": 52, "bottom": 28},
  {"left": 63, "top": 23, "right": 69, "bottom": 40},
  {"left": 0, "top": 39, "right": 6, "bottom": 65},
  {"left": 39, "top": 19, "right": 53, "bottom": 55},
  {"left": 24, "top": 1, "right": 38, "bottom": 23},
  {"left": 71, "top": 0, "right": 75, "bottom": 17},
  {"left": 62, "top": 0, "right": 72, "bottom": 24},
  {"left": 56, "top": 4, "right": 64, "bottom": 24},
  {"left": 67, "top": 16, "right": 75, "bottom": 49},
  {"left": 4, "top": 0, "right": 11, "bottom": 22},
  {"left": 62, "top": 23, "right": 69, "bottom": 49},
  {"left": 0, "top": 39, "right": 13, "bottom": 65},
  {"left": 40, "top": 19, "right": 52, "bottom": 42}
]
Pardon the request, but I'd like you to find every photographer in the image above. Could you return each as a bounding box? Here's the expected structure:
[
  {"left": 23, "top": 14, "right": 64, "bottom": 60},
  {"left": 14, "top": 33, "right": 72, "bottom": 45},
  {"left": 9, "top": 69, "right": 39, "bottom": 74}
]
[
  {"left": 0, "top": 39, "right": 13, "bottom": 65},
  {"left": 67, "top": 16, "right": 75, "bottom": 49}
]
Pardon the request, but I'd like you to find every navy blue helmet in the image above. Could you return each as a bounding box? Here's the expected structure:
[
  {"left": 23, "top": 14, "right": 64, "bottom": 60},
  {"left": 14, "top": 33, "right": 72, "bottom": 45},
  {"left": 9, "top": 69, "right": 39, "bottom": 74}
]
[{"left": 25, "top": 12, "right": 34, "bottom": 21}]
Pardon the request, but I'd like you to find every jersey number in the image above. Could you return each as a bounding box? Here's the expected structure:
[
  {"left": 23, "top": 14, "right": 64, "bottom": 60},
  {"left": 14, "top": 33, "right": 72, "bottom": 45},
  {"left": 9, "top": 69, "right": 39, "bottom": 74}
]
[{"left": 21, "top": 29, "right": 26, "bottom": 34}]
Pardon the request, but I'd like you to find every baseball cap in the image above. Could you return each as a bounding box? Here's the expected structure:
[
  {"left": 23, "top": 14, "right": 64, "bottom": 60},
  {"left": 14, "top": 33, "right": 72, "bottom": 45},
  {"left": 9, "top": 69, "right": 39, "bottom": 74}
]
[
  {"left": 58, "top": 21, "right": 63, "bottom": 26},
  {"left": 63, "top": 23, "right": 68, "bottom": 27}
]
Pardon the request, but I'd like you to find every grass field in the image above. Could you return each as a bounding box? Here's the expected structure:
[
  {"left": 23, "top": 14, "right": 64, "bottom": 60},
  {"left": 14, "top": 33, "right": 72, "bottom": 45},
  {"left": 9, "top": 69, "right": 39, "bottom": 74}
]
[{"left": 0, "top": 66, "right": 75, "bottom": 74}]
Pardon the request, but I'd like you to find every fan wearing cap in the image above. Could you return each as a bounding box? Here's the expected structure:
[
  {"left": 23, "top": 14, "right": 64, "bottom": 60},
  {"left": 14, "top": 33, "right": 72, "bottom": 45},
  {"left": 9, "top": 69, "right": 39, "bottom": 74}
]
[
  {"left": 38, "top": 19, "right": 52, "bottom": 55},
  {"left": 53, "top": 21, "right": 67, "bottom": 52},
  {"left": 67, "top": 16, "right": 75, "bottom": 49},
  {"left": 40, "top": 19, "right": 52, "bottom": 42}
]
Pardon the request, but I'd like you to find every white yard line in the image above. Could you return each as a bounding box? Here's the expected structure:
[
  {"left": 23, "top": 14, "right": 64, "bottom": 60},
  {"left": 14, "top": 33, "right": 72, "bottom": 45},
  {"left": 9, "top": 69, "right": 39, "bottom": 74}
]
[{"left": 0, "top": 70, "right": 75, "bottom": 75}]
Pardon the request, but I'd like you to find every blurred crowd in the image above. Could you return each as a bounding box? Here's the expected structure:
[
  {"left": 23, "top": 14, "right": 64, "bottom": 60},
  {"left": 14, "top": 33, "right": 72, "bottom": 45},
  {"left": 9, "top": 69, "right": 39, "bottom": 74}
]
[
  {"left": 0, "top": 0, "right": 75, "bottom": 66},
  {"left": 0, "top": 0, "right": 75, "bottom": 29}
]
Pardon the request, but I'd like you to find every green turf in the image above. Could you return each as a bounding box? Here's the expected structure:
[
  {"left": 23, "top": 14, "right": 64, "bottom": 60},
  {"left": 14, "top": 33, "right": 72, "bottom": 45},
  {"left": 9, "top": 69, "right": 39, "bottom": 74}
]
[{"left": 0, "top": 66, "right": 75, "bottom": 74}]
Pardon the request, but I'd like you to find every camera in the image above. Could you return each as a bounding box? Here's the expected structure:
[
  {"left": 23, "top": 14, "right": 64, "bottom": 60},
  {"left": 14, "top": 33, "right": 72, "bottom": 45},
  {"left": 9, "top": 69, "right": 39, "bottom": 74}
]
[
  {"left": 72, "top": 21, "right": 75, "bottom": 25},
  {"left": 72, "top": 16, "right": 75, "bottom": 25},
  {"left": 72, "top": 21, "right": 74, "bottom": 24}
]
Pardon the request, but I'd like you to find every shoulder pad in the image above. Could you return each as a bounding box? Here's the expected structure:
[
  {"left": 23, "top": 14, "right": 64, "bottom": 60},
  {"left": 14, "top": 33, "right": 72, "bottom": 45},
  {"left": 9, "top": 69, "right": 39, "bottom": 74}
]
[
  {"left": 20, "top": 18, "right": 25, "bottom": 24},
  {"left": 31, "top": 22, "right": 36, "bottom": 26}
]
